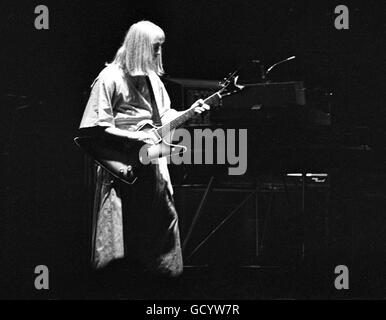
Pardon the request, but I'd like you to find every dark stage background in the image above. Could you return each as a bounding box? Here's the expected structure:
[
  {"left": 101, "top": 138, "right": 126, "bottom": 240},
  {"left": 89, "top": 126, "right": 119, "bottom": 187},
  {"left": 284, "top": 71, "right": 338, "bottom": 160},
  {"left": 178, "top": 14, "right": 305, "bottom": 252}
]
[{"left": 0, "top": 0, "right": 385, "bottom": 299}]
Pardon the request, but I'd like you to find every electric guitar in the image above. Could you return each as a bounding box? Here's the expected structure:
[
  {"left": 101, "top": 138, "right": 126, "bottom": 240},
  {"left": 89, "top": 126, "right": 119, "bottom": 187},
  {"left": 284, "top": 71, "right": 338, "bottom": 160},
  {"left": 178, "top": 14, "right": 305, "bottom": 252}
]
[{"left": 74, "top": 71, "right": 244, "bottom": 184}]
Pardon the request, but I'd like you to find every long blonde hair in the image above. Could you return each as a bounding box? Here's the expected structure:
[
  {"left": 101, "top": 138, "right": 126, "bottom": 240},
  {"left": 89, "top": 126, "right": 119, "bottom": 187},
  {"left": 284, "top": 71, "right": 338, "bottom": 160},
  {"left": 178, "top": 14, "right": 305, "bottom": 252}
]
[{"left": 110, "top": 20, "right": 165, "bottom": 76}]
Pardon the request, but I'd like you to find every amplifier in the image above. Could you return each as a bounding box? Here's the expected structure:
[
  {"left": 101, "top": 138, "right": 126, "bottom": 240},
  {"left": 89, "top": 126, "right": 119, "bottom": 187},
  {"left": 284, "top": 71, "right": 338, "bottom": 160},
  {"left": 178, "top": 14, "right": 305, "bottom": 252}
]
[
  {"left": 165, "top": 78, "right": 307, "bottom": 126},
  {"left": 212, "top": 81, "right": 306, "bottom": 124},
  {"left": 223, "top": 81, "right": 305, "bottom": 108}
]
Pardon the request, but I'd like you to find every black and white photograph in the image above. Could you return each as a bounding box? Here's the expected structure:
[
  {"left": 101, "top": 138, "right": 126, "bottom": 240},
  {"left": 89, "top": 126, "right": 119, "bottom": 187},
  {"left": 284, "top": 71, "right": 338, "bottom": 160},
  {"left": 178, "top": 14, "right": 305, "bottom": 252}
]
[{"left": 1, "top": 0, "right": 385, "bottom": 305}]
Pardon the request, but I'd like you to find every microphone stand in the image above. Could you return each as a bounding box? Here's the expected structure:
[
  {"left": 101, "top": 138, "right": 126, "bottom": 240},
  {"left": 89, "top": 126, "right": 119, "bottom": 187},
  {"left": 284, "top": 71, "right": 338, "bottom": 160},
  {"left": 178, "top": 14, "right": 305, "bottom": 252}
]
[
  {"left": 265, "top": 55, "right": 296, "bottom": 81},
  {"left": 253, "top": 56, "right": 296, "bottom": 83}
]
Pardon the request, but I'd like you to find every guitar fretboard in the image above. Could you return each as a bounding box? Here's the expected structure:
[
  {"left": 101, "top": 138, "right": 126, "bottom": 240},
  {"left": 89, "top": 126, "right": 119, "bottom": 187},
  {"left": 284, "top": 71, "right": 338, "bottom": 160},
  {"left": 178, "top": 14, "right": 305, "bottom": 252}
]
[{"left": 156, "top": 92, "right": 221, "bottom": 137}]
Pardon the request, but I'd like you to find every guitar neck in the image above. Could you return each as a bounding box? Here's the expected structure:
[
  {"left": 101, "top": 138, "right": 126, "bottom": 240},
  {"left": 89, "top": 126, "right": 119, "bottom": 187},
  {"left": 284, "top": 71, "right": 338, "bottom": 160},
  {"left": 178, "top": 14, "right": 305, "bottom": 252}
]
[{"left": 156, "top": 92, "right": 221, "bottom": 137}]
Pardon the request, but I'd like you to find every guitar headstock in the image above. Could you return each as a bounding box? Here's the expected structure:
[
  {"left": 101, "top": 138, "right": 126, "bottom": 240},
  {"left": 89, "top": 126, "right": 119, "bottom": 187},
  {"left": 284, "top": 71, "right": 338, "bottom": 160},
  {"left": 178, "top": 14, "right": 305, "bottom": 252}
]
[{"left": 218, "top": 70, "right": 245, "bottom": 97}]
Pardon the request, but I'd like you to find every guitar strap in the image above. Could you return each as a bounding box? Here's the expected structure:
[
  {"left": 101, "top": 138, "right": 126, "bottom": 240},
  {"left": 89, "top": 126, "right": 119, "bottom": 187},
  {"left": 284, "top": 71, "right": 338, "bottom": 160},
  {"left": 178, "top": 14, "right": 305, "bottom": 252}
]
[{"left": 145, "top": 76, "right": 162, "bottom": 126}]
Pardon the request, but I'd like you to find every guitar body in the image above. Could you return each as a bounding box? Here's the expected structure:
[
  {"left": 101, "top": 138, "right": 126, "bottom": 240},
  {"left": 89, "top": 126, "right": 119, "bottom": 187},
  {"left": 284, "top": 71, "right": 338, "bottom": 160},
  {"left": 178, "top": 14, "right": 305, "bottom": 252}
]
[{"left": 74, "top": 121, "right": 186, "bottom": 185}]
